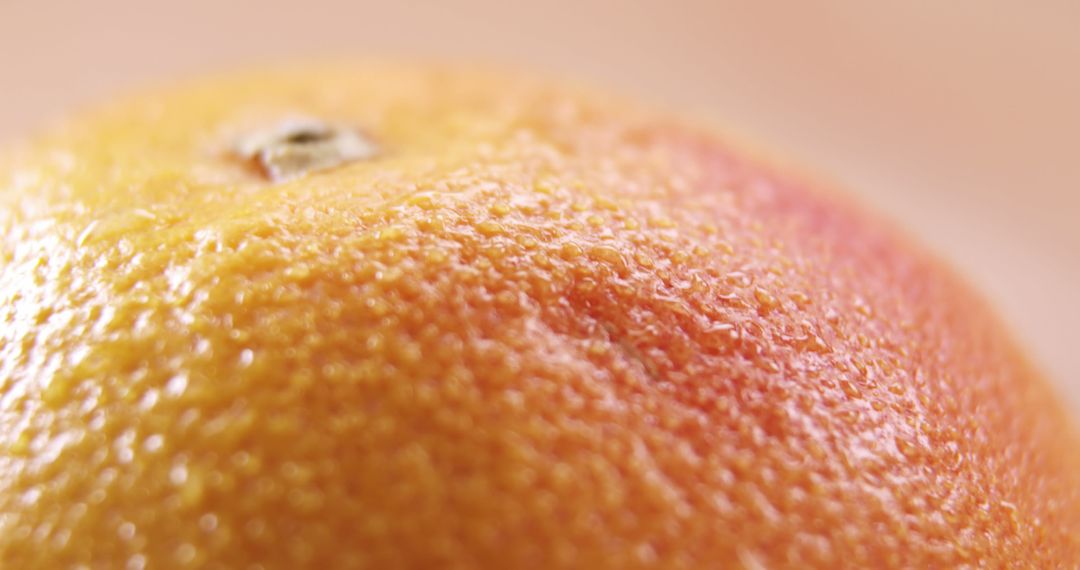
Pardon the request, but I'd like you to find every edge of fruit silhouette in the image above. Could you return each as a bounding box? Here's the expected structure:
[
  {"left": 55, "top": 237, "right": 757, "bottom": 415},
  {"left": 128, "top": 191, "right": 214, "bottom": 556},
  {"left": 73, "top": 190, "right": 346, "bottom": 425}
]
[{"left": 1, "top": 62, "right": 1078, "bottom": 568}]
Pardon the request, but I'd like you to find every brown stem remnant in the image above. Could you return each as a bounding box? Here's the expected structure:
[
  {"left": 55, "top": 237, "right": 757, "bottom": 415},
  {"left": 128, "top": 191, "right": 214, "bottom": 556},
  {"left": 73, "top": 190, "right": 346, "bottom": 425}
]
[{"left": 234, "top": 118, "right": 378, "bottom": 182}]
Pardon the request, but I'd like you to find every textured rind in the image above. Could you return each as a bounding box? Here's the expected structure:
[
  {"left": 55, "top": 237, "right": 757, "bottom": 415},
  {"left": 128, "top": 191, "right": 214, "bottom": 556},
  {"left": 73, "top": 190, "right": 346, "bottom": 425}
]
[{"left": 1, "top": 64, "right": 1078, "bottom": 569}]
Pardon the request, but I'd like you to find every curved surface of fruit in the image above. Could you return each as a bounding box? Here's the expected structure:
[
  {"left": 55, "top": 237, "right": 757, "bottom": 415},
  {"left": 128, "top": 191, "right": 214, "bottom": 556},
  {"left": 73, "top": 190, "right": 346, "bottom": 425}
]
[{"left": 1, "top": 63, "right": 1079, "bottom": 568}]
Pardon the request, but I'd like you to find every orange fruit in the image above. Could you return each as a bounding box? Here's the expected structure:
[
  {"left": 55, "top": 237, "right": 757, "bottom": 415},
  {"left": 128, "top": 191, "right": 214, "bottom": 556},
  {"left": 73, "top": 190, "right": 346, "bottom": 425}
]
[{"left": 1, "top": 63, "right": 1078, "bottom": 568}]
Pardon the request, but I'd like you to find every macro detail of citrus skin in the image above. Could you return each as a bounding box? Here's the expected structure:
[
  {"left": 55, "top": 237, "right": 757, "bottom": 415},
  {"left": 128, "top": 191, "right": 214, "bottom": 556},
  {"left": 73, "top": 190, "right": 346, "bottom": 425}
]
[{"left": 1, "top": 63, "right": 1079, "bottom": 569}]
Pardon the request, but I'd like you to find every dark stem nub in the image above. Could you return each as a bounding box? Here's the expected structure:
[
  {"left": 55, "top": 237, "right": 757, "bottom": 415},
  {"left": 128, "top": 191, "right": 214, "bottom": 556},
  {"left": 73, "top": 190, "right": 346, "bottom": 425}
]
[{"left": 282, "top": 129, "right": 334, "bottom": 145}]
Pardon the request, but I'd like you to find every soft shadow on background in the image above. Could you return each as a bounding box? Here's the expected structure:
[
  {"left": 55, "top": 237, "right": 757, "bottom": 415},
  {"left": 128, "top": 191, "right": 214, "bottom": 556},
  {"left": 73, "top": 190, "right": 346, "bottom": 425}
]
[{"left": 2, "top": 0, "right": 1077, "bottom": 410}]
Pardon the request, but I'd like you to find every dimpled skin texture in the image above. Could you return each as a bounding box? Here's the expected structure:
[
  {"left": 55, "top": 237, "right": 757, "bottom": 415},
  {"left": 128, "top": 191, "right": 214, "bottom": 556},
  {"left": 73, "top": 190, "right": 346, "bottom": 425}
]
[{"left": 1, "top": 64, "right": 1079, "bottom": 569}]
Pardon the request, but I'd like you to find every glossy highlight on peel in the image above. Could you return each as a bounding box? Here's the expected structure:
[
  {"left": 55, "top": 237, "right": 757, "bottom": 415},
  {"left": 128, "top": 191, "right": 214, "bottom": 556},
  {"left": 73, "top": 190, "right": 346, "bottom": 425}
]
[{"left": 1, "top": 63, "right": 1079, "bottom": 568}]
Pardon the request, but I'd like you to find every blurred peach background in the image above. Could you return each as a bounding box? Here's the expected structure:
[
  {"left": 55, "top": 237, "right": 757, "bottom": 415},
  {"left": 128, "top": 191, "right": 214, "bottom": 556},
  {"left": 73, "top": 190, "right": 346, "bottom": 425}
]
[{"left": 1, "top": 0, "right": 1077, "bottom": 410}]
